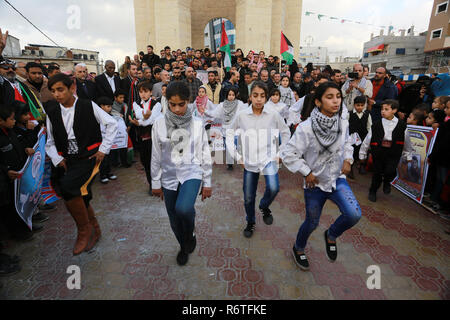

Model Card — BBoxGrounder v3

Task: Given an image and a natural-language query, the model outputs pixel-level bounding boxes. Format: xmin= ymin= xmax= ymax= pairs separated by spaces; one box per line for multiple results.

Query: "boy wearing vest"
xmin=44 ymin=73 xmax=118 ymax=255
xmin=348 ymin=95 xmax=372 ymax=177
xmin=97 ymin=96 xmax=118 ymax=184
xmin=359 ymin=99 xmax=412 ymax=202
xmin=128 ymin=81 xmax=162 ymax=194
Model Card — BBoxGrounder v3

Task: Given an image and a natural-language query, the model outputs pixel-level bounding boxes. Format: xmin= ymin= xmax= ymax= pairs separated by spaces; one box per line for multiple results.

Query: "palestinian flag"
xmin=220 ymin=21 xmax=232 ymax=72
xmin=280 ymin=31 xmax=294 ymax=65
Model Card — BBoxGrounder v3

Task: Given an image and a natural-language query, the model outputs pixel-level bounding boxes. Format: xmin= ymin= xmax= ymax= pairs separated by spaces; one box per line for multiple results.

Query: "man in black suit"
xmin=95 ymin=60 xmax=120 ymax=101
xmin=142 ymin=45 xmax=160 ymax=69
xmin=74 ymin=63 xmax=96 ymax=101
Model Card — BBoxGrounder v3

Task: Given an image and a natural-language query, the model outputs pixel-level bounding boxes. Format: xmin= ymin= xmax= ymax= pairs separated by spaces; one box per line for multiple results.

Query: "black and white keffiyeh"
xmin=310 ymin=107 xmax=341 ymax=150
xmin=164 ymin=106 xmax=193 ymax=139
xmin=223 ymin=99 xmax=239 ymax=126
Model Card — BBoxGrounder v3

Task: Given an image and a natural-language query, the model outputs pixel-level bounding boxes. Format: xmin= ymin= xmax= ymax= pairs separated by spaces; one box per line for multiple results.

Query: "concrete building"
xmin=133 ymin=0 xmax=302 ymax=58
xmin=424 ymin=0 xmax=449 ymax=73
xmin=298 ymin=46 xmax=329 ymax=66
xmin=3 ymin=35 xmax=103 ymax=74
xmin=362 ymin=28 xmax=428 ymax=74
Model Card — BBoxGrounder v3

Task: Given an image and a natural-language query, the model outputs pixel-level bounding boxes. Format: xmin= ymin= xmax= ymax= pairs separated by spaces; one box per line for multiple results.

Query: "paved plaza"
xmin=0 ymin=160 xmax=449 ymax=300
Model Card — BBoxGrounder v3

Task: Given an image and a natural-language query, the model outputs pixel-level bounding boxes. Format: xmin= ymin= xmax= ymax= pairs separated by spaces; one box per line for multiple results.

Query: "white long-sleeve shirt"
xmin=226 ymin=105 xmax=291 ymax=173
xmin=265 ymin=100 xmax=289 ymax=122
xmin=280 ymin=118 xmax=354 ymax=192
xmin=191 ymin=100 xmax=217 ymax=126
xmin=133 ymin=100 xmax=163 ymax=127
xmin=45 ymin=97 xmax=118 ymax=166
xmin=151 ymin=116 xmax=212 ymax=191
xmin=204 ymin=101 xmax=248 ymax=136
xmin=287 ymin=96 xmax=305 ymax=127
xmin=359 ymin=117 xmax=413 ymax=161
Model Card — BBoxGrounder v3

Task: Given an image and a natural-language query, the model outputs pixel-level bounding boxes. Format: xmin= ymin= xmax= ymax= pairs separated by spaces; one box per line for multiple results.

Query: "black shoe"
xmin=176 ymin=250 xmax=189 ymax=266
xmin=38 ymin=203 xmax=56 ymax=212
xmin=32 ymin=223 xmax=44 ymax=233
xmin=324 ymin=230 xmax=337 ymax=262
xmin=368 ymin=192 xmax=377 ymax=203
xmin=186 ymin=233 xmax=197 ymax=254
xmin=0 ymin=253 xmax=20 ymax=264
xmin=0 ymin=261 xmax=21 ymax=277
xmin=383 ymin=183 xmax=391 ymax=195
xmin=260 ymin=207 xmax=274 ymax=225
xmin=292 ymin=246 xmax=309 ymax=271
xmin=32 ymin=212 xmax=49 ymax=223
xmin=227 ymin=164 xmax=233 ymax=171
xmin=243 ymin=222 xmax=255 ymax=238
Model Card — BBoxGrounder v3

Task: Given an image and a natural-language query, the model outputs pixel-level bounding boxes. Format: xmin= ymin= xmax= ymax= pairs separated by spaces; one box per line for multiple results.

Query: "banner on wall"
xmin=14 ymin=128 xmax=46 ymax=229
xmin=391 ymin=126 xmax=438 ymax=204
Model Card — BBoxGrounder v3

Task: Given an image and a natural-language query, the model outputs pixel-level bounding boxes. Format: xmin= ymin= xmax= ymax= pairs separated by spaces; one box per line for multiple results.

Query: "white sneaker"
xmin=108 ymin=175 xmax=117 ymax=181
xmin=101 ymin=177 xmax=109 ymax=184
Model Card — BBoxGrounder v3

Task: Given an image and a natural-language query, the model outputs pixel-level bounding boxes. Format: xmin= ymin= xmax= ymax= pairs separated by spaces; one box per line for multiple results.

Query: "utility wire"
xmin=3 ymin=0 xmax=66 ymax=51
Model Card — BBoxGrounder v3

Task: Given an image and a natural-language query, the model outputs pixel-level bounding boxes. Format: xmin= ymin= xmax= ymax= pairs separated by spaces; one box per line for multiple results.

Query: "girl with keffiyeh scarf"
xmin=280 ymin=82 xmax=361 ymax=271
xmin=192 ymin=86 xmax=216 ymax=144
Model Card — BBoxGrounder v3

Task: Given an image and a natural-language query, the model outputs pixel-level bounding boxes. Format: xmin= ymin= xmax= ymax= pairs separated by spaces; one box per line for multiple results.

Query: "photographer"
xmin=342 ymin=64 xmax=373 ymax=112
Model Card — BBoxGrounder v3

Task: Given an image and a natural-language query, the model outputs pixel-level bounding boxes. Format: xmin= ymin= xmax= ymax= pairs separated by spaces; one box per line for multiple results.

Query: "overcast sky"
xmin=0 ymin=0 xmax=433 ymax=67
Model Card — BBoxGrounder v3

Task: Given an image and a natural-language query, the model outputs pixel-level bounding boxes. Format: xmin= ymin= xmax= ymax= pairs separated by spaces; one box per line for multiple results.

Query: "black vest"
xmin=136 ymin=99 xmax=158 ymax=138
xmin=370 ymin=119 xmax=406 ymax=161
xmin=45 ymin=99 xmax=102 ymax=158
xmin=349 ymin=110 xmax=370 ymax=140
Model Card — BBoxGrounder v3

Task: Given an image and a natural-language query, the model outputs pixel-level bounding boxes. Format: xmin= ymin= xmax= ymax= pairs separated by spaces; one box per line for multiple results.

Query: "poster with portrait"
xmin=14 ymin=128 xmax=46 ymax=230
xmin=391 ymin=126 xmax=438 ymax=204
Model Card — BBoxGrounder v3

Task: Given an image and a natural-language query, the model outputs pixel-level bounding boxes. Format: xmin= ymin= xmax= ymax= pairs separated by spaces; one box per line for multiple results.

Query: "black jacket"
xmin=95 ymin=73 xmax=121 ymax=101
xmin=142 ymin=53 xmax=161 ymax=68
xmin=13 ymin=125 xmax=40 ymax=149
xmin=238 ymin=82 xmax=250 ymax=104
xmin=76 ymin=79 xmax=97 ymax=101
xmin=0 ymin=127 xmax=27 ymax=206
xmin=371 ymin=78 xmax=397 ymax=108
xmin=429 ymin=120 xmax=450 ymax=168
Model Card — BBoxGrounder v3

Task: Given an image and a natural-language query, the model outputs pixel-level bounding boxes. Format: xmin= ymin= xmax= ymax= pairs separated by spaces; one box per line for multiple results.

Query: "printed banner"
xmin=40 ymin=156 xmax=61 ymax=205
xmin=14 ymin=128 xmax=46 ymax=229
xmin=391 ymin=126 xmax=438 ymax=204
xmin=209 ymin=122 xmax=224 ymax=152
xmin=103 ymin=116 xmax=128 ymax=150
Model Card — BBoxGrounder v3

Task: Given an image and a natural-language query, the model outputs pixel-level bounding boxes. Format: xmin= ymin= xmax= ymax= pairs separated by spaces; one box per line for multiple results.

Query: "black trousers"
xmin=140 ymin=139 xmax=152 ymax=188
xmin=370 ymin=151 xmax=399 ymax=193
xmin=110 ymin=148 xmax=129 ymax=167
xmin=100 ymin=154 xmax=111 ymax=178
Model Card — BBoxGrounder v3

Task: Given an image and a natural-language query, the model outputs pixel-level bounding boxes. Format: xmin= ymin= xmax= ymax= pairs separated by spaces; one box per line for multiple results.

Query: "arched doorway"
xmin=203 ymin=18 xmax=236 ymax=53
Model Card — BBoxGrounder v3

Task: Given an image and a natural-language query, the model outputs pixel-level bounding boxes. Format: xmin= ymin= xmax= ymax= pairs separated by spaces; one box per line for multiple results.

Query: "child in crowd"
xmin=12 ymin=101 xmax=40 ymax=153
xmin=280 ymin=82 xmax=361 ymax=271
xmin=348 ymin=95 xmax=372 ymax=177
xmin=97 ymin=97 xmax=119 ymax=184
xmin=432 ymin=96 xmax=450 ymax=112
xmin=205 ymin=87 xmax=247 ymax=170
xmin=266 ymin=88 xmax=289 ymax=122
xmin=407 ymin=108 xmax=427 ymax=126
xmin=151 ymin=81 xmax=212 ymax=266
xmin=193 ymin=86 xmax=216 ymax=144
xmin=128 ymin=81 xmax=162 ymax=195
xmin=359 ymin=99 xmax=413 ymax=202
xmin=156 ymin=84 xmax=168 ymax=115
xmin=45 ymin=73 xmax=118 ymax=255
xmin=279 ymin=76 xmax=296 ymax=108
xmin=425 ymin=109 xmax=446 ymax=130
xmin=110 ymin=90 xmax=131 ymax=168
xmin=226 ymin=81 xmax=290 ymax=238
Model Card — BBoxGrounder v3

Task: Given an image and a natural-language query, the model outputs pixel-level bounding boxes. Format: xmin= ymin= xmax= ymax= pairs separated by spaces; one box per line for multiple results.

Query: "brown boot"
xmin=66 ymin=200 xmax=93 ymax=255
xmin=85 ymin=206 xmax=101 ymax=252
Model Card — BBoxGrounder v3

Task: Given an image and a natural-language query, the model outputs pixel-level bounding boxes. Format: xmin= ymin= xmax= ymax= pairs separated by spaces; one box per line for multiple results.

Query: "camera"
xmin=348 ymin=72 xmax=359 ymax=79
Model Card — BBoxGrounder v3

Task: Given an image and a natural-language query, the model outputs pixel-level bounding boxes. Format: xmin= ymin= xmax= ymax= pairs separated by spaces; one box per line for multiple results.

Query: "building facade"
xmin=298 ymin=46 xmax=329 ymax=66
xmin=362 ymin=28 xmax=428 ymax=74
xmin=134 ymin=0 xmax=303 ymax=58
xmin=424 ymin=0 xmax=449 ymax=73
xmin=204 ymin=18 xmax=236 ymax=52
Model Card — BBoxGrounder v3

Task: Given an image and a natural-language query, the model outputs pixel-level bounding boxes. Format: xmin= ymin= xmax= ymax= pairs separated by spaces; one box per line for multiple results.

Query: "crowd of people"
xmin=0 ymin=26 xmax=449 ymax=274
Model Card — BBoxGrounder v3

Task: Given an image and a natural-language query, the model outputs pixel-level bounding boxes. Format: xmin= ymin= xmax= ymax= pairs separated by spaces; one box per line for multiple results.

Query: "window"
xmin=396 ymin=48 xmax=406 ymax=55
xmin=431 ymin=28 xmax=443 ymax=40
xmin=436 ymin=1 xmax=448 ymax=14
xmin=364 ymin=53 xmax=369 ymax=58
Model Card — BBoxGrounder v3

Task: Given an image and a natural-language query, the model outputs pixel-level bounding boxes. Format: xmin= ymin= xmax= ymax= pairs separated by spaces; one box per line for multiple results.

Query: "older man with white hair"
xmin=74 ymin=63 xmax=97 ymax=101
xmin=152 ymin=70 xmax=170 ymax=100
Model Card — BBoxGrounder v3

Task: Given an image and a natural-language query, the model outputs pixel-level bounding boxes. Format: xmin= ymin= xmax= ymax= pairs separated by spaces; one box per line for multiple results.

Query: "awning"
xmin=367 ymin=44 xmax=385 ymax=53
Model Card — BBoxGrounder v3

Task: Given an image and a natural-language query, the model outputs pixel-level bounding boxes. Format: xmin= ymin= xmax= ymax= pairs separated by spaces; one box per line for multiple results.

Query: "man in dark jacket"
xmin=95 ymin=60 xmax=121 ymax=101
xmin=368 ymin=67 xmax=397 ymax=122
xmin=142 ymin=45 xmax=161 ymax=69
xmin=74 ymin=64 xmax=96 ymax=101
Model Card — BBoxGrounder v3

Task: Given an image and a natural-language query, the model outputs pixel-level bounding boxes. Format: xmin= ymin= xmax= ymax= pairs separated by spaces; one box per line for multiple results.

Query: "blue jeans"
xmin=295 ymin=178 xmax=361 ymax=251
xmin=162 ymin=179 xmax=202 ymax=249
xmin=243 ymin=161 xmax=280 ymax=224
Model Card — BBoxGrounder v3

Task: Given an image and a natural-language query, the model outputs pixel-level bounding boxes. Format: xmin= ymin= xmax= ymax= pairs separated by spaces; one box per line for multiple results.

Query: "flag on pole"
xmin=220 ymin=21 xmax=232 ymax=72
xmin=280 ymin=31 xmax=294 ymax=66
